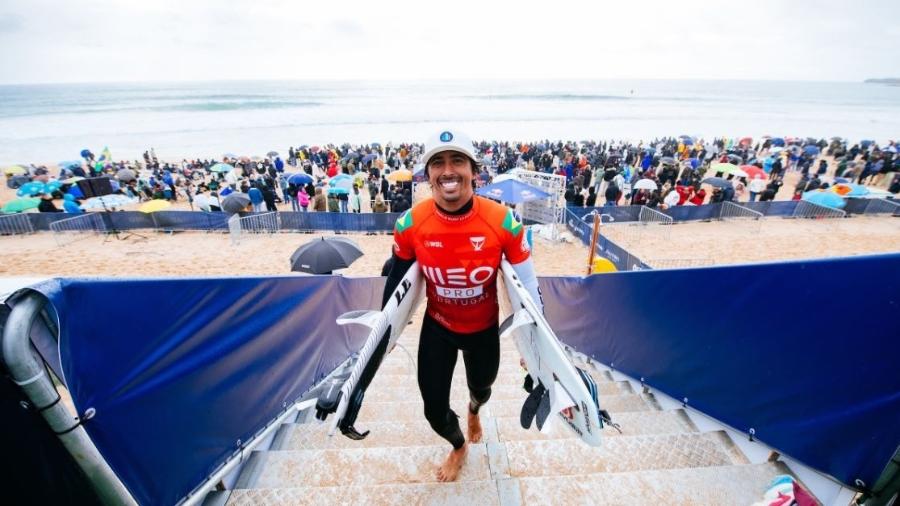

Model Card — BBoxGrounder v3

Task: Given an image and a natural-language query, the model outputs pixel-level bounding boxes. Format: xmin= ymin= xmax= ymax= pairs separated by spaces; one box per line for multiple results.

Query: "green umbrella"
xmin=710 ymin=162 xmax=739 ymax=175
xmin=2 ymin=197 xmax=41 ymax=213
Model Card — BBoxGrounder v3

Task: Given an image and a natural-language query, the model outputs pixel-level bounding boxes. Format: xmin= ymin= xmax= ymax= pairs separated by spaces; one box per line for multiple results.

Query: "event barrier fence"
xmin=6 ymin=254 xmax=896 ymax=502
xmin=719 ymin=201 xmax=764 ymax=234
xmin=792 ymin=200 xmax=847 ymax=220
xmin=4 ymin=197 xmax=895 ymax=236
xmin=7 ymin=276 xmax=383 ymax=505
xmin=229 ymin=212 xmax=279 ymax=246
xmin=0 ymin=213 xmax=34 ymax=236
xmin=50 ymin=213 xmax=105 ymax=246
xmin=864 ymin=198 xmax=900 ymax=216
xmin=540 ymin=253 xmax=900 ymax=493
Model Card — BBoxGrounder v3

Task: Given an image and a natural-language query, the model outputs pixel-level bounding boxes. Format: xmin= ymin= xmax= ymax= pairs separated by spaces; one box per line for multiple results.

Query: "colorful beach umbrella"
xmin=386 ymin=168 xmax=413 ymax=182
xmin=741 ymin=166 xmax=767 ymax=180
xmin=3 ymin=165 xmax=27 ymax=176
xmin=739 ymin=137 xmax=753 ymax=146
xmin=710 ymin=163 xmax=739 ymax=176
xmin=803 ymin=145 xmax=821 ymax=156
xmin=633 ymin=178 xmax=658 ymax=191
xmin=2 ymin=197 xmax=41 ymax=213
xmin=701 ymin=177 xmax=732 ymax=189
xmin=139 ymin=200 xmax=172 ymax=213
xmin=830 ymin=183 xmax=869 ymax=197
xmin=476 ymin=179 xmax=551 ymax=204
xmin=209 ymin=163 xmax=234 ymax=173
xmin=16 ymin=181 xmax=47 ymax=197
xmin=81 ymin=195 xmax=138 ymax=210
xmin=802 ymin=191 xmax=845 ymax=209
xmin=771 ymin=138 xmax=786 ymax=147
xmin=287 ymin=173 xmax=313 ymax=185
xmin=58 ymin=160 xmax=83 ymax=169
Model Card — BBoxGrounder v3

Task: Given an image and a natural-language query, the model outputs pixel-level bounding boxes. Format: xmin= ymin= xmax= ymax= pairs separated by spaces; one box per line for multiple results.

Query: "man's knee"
xmin=423 ymin=406 xmax=457 ymax=433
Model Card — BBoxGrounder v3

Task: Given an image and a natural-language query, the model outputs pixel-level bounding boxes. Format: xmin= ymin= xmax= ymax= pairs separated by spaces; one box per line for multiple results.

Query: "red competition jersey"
xmin=393 ymin=197 xmax=531 ymax=334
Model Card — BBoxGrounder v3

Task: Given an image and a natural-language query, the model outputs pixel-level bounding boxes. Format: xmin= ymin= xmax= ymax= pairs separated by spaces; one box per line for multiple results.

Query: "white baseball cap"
xmin=421 ymin=129 xmax=478 ymax=165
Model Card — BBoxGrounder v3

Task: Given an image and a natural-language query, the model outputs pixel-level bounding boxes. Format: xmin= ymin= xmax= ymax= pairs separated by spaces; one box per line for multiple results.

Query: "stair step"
xmin=377 ymin=360 xmax=525 ymax=376
xmin=517 ymin=462 xmax=792 ymax=505
xmin=368 ymin=369 xmax=614 ymax=389
xmin=357 ymin=393 xmax=654 ymax=423
xmin=505 ymin=431 xmax=749 ymax=477
xmin=251 ymin=444 xmax=491 ymax=488
xmin=280 ymin=419 xmax=486 ymax=450
xmin=227 ymin=480 xmax=500 ymax=506
xmin=495 ymin=409 xmax=698 ymax=441
xmin=365 ymin=379 xmax=630 ymax=402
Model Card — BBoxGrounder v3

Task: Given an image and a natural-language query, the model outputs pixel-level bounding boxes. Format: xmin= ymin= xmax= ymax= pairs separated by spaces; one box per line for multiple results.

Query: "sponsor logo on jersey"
xmin=422 ymin=264 xmax=496 ymax=300
xmin=424 ymin=240 xmax=444 ymax=248
xmin=470 ymin=236 xmax=486 ymax=251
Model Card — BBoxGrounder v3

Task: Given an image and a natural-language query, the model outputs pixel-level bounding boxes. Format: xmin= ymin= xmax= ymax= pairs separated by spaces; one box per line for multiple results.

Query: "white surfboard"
xmin=499 ymin=260 xmax=604 ymax=446
xmin=326 ymin=261 xmax=425 ymax=436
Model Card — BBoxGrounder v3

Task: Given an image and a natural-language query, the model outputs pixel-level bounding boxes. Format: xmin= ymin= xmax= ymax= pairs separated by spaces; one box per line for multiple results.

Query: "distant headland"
xmin=864 ymin=78 xmax=900 ymax=86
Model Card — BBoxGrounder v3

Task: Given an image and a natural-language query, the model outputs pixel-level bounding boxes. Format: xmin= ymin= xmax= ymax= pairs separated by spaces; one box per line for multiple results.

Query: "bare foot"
xmin=467 ymin=410 xmax=483 ymax=443
xmin=436 ymin=444 xmax=467 ymax=482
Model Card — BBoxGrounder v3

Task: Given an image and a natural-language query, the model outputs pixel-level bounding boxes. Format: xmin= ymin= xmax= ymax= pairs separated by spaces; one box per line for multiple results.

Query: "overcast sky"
xmin=1 ymin=0 xmax=898 ymax=85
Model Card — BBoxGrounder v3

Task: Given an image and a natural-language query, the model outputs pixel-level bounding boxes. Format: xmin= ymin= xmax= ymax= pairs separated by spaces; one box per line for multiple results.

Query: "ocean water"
xmin=1 ymin=79 xmax=899 ymax=165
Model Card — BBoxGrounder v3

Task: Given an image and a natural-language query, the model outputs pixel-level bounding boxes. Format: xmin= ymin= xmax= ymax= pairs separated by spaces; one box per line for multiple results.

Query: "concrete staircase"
xmin=221 ymin=306 xmax=798 ymax=505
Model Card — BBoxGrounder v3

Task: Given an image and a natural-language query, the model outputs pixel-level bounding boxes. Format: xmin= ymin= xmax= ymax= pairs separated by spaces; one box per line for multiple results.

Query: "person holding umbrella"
xmin=321 ymin=129 xmax=544 ymax=483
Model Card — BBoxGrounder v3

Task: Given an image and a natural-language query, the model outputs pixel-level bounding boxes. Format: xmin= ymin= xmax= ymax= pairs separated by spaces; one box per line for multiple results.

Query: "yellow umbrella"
xmin=387 ymin=168 xmax=412 ymax=182
xmin=4 ymin=165 xmax=27 ymax=176
xmin=139 ymin=200 xmax=172 ymax=213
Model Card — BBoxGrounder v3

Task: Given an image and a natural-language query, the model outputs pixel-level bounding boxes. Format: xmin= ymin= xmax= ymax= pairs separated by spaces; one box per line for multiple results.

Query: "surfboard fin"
xmin=336 ymin=309 xmax=382 ymax=328
xmin=520 ymin=382 xmax=546 ymax=429
xmin=499 ymin=309 xmax=535 ymax=339
xmin=535 ymin=388 xmax=552 ymax=431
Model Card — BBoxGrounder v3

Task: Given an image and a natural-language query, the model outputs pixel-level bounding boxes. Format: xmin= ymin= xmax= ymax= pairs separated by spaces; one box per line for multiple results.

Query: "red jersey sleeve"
xmin=500 ymin=208 xmax=531 ymax=264
xmin=392 ymin=209 xmax=416 ymax=260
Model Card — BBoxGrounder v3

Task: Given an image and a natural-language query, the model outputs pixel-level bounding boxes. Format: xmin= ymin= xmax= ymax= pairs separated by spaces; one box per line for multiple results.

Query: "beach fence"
xmin=50 ymin=213 xmax=106 ymax=246
xmin=643 ymin=258 xmax=716 ymax=270
xmin=719 ymin=201 xmax=763 ymax=234
xmin=0 ymin=213 xmax=35 ymax=236
xmin=228 ymin=212 xmax=279 ymax=245
xmin=792 ymin=200 xmax=847 ymax=221
xmin=863 ymin=198 xmax=900 ymax=216
xmin=617 ymin=206 xmax=674 ymax=243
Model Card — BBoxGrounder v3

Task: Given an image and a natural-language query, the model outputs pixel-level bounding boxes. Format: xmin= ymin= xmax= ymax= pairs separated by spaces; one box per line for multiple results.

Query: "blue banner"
xmin=540 ymin=253 xmax=900 ymax=489
xmin=31 ymin=275 xmax=383 ymax=505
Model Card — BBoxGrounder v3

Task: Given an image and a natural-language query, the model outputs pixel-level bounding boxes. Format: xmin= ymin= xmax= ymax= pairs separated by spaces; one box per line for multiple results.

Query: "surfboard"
xmin=324 ymin=261 xmax=425 ymax=436
xmin=499 ymin=260 xmax=605 ymax=446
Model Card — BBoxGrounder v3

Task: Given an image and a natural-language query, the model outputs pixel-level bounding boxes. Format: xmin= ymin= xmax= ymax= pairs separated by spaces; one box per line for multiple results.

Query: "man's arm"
xmin=382 ymin=253 xmax=416 ymax=308
xmin=509 ymin=256 xmax=544 ymax=314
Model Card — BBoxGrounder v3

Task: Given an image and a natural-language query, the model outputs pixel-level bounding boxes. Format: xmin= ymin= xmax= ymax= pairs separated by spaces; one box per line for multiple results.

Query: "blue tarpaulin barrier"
xmin=540 ymin=253 xmax=900 ymax=489
xmin=24 ymin=275 xmax=383 ymax=505
xmin=564 ymin=209 xmax=649 ymax=271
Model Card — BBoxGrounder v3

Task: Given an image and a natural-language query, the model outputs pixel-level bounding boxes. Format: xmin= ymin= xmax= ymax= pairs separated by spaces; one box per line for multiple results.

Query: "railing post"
xmin=1 ymin=292 xmax=137 ymax=505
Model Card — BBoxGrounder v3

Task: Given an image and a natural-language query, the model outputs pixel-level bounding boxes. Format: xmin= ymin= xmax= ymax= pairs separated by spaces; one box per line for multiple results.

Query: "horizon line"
xmin=0 ymin=76 xmax=873 ymax=87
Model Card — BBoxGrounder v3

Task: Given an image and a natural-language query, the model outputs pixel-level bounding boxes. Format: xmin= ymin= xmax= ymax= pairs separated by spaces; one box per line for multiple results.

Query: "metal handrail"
xmin=1 ymin=292 xmax=136 ymax=505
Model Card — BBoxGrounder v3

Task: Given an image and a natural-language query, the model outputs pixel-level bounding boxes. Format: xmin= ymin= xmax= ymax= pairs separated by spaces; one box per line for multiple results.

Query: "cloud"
xmin=0 ymin=13 xmax=23 ymax=33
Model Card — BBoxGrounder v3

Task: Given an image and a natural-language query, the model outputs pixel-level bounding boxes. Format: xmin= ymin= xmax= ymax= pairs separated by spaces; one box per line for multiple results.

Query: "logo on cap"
xmin=440 ymin=131 xmax=454 ymax=143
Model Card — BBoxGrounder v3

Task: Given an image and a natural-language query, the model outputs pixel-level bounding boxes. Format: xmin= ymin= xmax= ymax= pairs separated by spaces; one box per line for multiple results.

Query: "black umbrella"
xmin=221 ymin=192 xmax=251 ymax=214
xmin=290 ymin=237 xmax=364 ymax=274
xmin=117 ymin=168 xmax=136 ymax=182
xmin=7 ymin=175 xmax=30 ymax=189
xmin=701 ymin=177 xmax=732 ymax=189
xmin=659 ymin=156 xmax=676 ymax=166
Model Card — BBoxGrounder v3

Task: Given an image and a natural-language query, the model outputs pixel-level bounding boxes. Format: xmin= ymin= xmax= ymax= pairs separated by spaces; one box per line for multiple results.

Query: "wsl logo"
xmin=440 ymin=131 xmax=454 ymax=142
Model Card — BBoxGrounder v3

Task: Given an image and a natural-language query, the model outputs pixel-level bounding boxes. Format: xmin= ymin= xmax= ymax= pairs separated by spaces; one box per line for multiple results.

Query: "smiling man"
xmin=335 ymin=129 xmax=544 ymax=482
